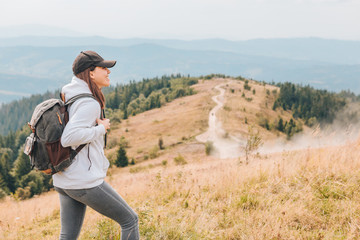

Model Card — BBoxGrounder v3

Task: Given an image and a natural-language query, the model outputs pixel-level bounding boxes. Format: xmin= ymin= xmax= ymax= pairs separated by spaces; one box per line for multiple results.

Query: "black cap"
xmin=72 ymin=50 xmax=116 ymax=75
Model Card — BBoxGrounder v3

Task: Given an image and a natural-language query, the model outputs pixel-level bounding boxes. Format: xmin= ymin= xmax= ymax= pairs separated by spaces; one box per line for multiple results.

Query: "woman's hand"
xmin=96 ymin=118 xmax=110 ymax=131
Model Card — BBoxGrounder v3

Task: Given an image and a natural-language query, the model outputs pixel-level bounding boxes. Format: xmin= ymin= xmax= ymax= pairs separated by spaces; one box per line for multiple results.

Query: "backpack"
xmin=24 ymin=93 xmax=95 ymax=175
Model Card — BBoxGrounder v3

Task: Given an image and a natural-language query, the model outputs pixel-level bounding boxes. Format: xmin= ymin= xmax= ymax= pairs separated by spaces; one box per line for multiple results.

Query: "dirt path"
xmin=196 ymin=81 xmax=245 ymax=159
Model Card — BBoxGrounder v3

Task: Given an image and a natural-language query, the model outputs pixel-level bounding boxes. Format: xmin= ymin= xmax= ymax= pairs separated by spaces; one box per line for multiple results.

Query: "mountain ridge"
xmin=1 ymin=36 xmax=359 ymax=64
xmin=1 ymin=37 xmax=359 ymax=104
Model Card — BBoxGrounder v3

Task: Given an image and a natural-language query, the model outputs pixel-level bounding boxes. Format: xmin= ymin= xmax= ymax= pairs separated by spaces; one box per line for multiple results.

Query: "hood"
xmin=62 ymin=76 xmax=92 ymax=102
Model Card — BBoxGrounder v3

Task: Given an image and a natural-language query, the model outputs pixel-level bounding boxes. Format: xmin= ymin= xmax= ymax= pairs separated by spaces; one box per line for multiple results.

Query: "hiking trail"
xmin=196 ymin=81 xmax=245 ymax=159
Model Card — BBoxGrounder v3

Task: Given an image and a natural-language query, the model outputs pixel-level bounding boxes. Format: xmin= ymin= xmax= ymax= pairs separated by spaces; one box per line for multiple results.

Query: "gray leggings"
xmin=55 ymin=181 xmax=139 ymax=240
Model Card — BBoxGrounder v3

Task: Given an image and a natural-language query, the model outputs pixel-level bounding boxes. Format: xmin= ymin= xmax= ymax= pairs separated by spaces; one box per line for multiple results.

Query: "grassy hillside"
xmin=1 ymin=78 xmax=359 ymax=239
xmin=217 ymin=79 xmax=295 ymax=141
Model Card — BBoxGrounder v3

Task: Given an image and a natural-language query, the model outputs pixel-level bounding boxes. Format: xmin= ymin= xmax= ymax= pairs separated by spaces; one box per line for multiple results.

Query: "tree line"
xmin=273 ymin=82 xmax=347 ymax=126
xmin=0 ymin=91 xmax=60 ymax=135
xmin=105 ymin=74 xmax=197 ymax=121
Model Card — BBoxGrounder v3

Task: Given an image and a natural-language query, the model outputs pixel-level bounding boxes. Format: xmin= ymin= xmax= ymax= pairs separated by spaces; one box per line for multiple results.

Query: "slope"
xmin=1 ymin=78 xmax=359 ymax=239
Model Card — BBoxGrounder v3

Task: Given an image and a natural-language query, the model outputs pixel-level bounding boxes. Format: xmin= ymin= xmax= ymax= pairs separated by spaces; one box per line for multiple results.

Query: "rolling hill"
xmin=1 ymin=78 xmax=359 ymax=239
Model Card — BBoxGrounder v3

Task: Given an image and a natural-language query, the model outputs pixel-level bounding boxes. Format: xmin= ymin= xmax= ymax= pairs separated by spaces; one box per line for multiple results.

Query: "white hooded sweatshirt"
xmin=52 ymin=76 xmax=109 ymax=189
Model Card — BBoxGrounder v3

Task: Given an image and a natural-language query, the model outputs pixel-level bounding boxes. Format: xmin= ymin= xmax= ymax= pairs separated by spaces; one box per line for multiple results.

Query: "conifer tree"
xmin=113 ymin=87 xmax=120 ymax=109
xmin=121 ymin=101 xmax=128 ymax=119
xmin=0 ymin=154 xmax=15 ymax=193
xmin=158 ymin=137 xmax=164 ymax=150
xmin=0 ymin=170 xmax=7 ymax=194
xmin=115 ymin=145 xmax=128 ymax=167
xmin=277 ymin=118 xmax=284 ymax=132
xmin=12 ymin=148 xmax=31 ymax=182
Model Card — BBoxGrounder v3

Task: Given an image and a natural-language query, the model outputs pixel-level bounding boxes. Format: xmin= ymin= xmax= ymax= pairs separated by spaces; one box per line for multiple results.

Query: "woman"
xmin=53 ymin=51 xmax=139 ymax=240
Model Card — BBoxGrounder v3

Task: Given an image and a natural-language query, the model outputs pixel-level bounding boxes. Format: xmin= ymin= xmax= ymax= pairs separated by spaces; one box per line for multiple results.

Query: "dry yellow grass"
xmin=1 ymin=78 xmax=359 ymax=239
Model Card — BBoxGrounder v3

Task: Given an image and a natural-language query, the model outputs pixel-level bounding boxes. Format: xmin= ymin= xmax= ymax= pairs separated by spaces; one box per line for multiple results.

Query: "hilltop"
xmin=1 ymin=78 xmax=360 ymax=239
xmin=104 ymin=78 xmax=300 ymax=163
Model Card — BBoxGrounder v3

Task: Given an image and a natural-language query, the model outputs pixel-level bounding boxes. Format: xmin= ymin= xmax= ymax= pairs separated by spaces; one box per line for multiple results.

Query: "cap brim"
xmin=96 ymin=60 xmax=116 ymax=68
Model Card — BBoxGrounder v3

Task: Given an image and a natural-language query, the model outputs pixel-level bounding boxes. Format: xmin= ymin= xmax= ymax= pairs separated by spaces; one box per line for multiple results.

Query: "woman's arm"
xmin=61 ymin=98 xmax=105 ymax=147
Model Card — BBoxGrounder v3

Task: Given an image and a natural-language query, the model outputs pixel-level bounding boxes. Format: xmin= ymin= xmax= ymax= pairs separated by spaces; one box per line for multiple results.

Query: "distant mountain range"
xmin=0 ymin=24 xmax=88 ymax=38
xmin=0 ymin=35 xmax=359 ymax=103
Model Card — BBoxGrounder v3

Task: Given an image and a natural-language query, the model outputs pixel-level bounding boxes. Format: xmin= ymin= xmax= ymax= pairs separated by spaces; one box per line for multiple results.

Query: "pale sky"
xmin=1 ymin=0 xmax=359 ymax=40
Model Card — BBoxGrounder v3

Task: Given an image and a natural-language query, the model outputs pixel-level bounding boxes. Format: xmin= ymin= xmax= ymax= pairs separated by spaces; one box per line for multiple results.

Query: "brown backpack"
xmin=24 ymin=94 xmax=95 ymax=175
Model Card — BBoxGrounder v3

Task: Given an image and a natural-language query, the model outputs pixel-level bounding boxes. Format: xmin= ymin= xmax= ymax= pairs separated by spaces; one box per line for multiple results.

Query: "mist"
xmin=197 ymin=81 xmax=360 ymax=159
xmin=260 ymin=102 xmax=360 ymax=154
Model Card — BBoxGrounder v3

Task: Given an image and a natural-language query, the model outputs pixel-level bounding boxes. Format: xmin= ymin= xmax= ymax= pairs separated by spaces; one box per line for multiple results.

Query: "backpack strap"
xmin=102 ymin=109 xmax=107 ymax=148
xmin=65 ymin=93 xmax=96 ymax=106
xmin=75 ymin=144 xmax=87 ymax=153
xmin=63 ymin=93 xmax=96 ymax=158
xmin=64 ymin=93 xmax=107 ymax=149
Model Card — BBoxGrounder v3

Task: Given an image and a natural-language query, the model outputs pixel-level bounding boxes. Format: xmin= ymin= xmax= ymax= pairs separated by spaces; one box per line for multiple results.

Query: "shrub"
xmin=106 ymin=152 xmax=116 ymax=167
xmin=258 ymin=115 xmax=270 ymax=130
xmin=244 ymin=126 xmax=263 ymax=164
xmin=0 ymin=188 xmax=7 ymax=201
xmin=205 ymin=141 xmax=214 ymax=155
xmin=244 ymin=80 xmax=251 ymax=91
xmin=107 ymin=138 xmax=118 ymax=149
xmin=19 ymin=171 xmax=46 ymax=197
xmin=14 ymin=186 xmax=31 ymax=200
xmin=284 ymin=119 xmax=303 ymax=139
xmin=236 ymin=76 xmax=245 ymax=81
xmin=149 ymin=146 xmax=159 ymax=159
xmin=305 ymin=117 xmax=317 ymax=127
xmin=223 ymin=105 xmax=232 ymax=111
xmin=129 ymin=165 xmax=147 ymax=174
xmin=119 ymin=136 xmax=129 ymax=148
xmin=174 ymin=154 xmax=187 ymax=165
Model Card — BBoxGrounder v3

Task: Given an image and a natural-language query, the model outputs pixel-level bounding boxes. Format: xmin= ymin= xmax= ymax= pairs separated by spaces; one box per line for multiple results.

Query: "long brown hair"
xmin=76 ymin=66 xmax=106 ymax=109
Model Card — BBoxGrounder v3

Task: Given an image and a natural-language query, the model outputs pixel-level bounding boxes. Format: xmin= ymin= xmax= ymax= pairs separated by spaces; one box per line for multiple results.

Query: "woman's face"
xmin=89 ymin=66 xmax=111 ymax=88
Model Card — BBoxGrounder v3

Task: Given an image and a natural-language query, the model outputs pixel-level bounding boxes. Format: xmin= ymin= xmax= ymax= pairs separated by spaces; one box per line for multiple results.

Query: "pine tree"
xmin=155 ymin=94 xmax=161 ymax=108
xmin=121 ymin=101 xmax=128 ymax=120
xmin=12 ymin=148 xmax=31 ymax=182
xmin=158 ymin=137 xmax=164 ymax=150
xmin=0 ymin=153 xmax=15 ymax=193
xmin=19 ymin=171 xmax=44 ymax=197
xmin=0 ymin=170 xmax=7 ymax=193
xmin=115 ymin=145 xmax=128 ymax=167
xmin=277 ymin=118 xmax=284 ymax=132
xmin=113 ymin=88 xmax=120 ymax=109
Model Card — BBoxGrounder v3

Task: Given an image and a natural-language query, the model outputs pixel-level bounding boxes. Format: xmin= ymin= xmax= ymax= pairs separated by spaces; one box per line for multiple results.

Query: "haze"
xmin=1 ymin=0 xmax=359 ymax=40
